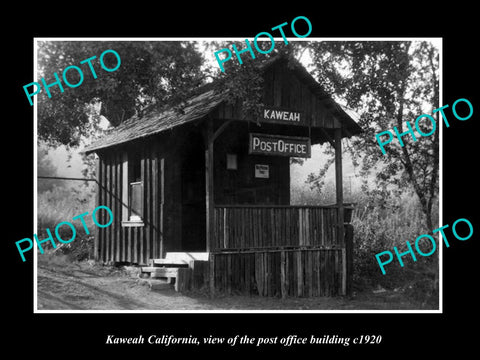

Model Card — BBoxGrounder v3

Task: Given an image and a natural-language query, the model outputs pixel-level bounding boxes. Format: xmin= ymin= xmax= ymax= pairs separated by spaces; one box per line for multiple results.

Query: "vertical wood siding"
xmin=95 ymin=142 xmax=163 ymax=265
xmin=211 ymin=248 xmax=344 ymax=297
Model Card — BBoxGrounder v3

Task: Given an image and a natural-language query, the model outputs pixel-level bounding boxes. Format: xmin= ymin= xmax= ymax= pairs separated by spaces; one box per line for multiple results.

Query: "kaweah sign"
xmin=262 ymin=107 xmax=306 ymax=126
xmin=249 ymin=133 xmax=311 ymax=158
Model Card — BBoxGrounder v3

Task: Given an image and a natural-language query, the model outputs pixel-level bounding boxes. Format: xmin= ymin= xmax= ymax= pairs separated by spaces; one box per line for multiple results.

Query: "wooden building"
xmin=85 ymin=55 xmax=362 ymax=297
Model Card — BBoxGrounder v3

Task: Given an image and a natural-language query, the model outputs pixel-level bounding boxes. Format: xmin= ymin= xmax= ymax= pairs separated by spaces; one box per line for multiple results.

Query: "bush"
xmin=351 ymin=191 xmax=439 ymax=307
xmin=52 ymin=234 xmax=95 ymax=261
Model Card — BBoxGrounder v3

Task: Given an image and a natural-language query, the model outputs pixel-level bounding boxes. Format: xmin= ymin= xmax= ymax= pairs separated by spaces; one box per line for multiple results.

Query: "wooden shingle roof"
xmin=85 ymin=88 xmax=225 ymax=153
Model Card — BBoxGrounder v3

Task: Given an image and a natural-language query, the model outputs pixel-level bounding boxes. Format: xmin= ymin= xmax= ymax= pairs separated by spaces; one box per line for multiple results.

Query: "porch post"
xmin=334 ymin=128 xmax=346 ymax=295
xmin=205 ymin=117 xmax=215 ymax=296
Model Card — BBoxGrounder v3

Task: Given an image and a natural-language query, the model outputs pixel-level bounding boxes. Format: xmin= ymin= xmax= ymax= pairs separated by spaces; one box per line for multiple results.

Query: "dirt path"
xmin=37 ymin=256 xmax=217 ymax=310
xmin=36 ymin=255 xmax=435 ymax=311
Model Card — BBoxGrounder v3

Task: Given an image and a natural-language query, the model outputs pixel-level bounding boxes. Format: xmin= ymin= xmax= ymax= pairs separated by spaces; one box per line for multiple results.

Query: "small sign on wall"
xmin=255 ymin=164 xmax=269 ymax=178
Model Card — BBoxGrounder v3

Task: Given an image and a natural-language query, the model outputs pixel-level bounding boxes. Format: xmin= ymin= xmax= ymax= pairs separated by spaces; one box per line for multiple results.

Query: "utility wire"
xmin=37 ymin=176 xmax=96 ymax=182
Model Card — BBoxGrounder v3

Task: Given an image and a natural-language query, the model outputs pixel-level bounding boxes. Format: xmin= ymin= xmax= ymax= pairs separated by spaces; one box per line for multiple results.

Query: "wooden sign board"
xmin=261 ymin=107 xmax=306 ymax=126
xmin=249 ymin=133 xmax=311 ymax=158
xmin=255 ymin=164 xmax=269 ymax=178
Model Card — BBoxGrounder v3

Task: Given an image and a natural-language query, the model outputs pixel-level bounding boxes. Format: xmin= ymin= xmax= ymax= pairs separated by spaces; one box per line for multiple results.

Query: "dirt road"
xmin=36 ymin=255 xmax=435 ymax=311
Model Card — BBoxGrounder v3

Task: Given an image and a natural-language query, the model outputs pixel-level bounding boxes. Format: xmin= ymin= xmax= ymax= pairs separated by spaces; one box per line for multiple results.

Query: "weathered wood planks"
xmin=213 ymin=206 xmax=341 ymax=251
xmin=211 ymin=247 xmax=346 ymax=297
xmin=96 ymin=141 xmax=165 ymax=265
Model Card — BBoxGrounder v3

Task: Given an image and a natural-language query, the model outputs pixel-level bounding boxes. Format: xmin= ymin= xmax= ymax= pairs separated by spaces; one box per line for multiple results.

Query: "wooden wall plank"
xmin=94 ymin=156 xmax=101 ymax=261
xmin=245 ymin=254 xmax=250 ymax=294
xmin=114 ymin=153 xmax=121 ymax=262
xmin=297 ymin=250 xmax=303 ymax=297
xmin=104 ymin=155 xmax=110 ymax=263
xmin=226 ymin=254 xmax=232 ymax=295
xmin=151 ymin=144 xmax=158 ymax=260
xmin=320 ymin=250 xmax=326 ymax=296
xmin=144 ymin=146 xmax=151 ymax=265
xmin=100 ymin=156 xmax=107 ymax=262
xmin=121 ymin=152 xmax=128 ymax=222
xmin=121 ymin=227 xmax=126 ymax=262
xmin=110 ymin=154 xmax=117 ymax=262
xmin=273 ymin=63 xmax=282 ymax=107
xmin=263 ymin=66 xmax=273 ymax=106
xmin=306 ymin=250 xmax=312 ymax=297
xmin=280 ymin=251 xmax=286 ymax=298
xmin=110 ymin=155 xmax=115 ymax=262
xmin=127 ymin=226 xmax=132 ymax=263
xmin=266 ymin=252 xmax=271 ymax=297
xmin=159 ymin=157 xmax=165 ymax=258
xmin=205 ymin=118 xmax=214 ymax=254
xmin=134 ymin=226 xmax=139 ymax=264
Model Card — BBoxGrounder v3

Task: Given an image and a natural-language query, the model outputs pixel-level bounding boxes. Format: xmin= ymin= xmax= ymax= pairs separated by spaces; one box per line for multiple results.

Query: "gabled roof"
xmin=85 ymin=55 xmax=362 ymax=153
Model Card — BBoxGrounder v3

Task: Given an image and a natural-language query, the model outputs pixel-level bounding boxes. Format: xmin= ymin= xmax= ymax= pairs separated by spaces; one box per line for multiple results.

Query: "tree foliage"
xmin=306 ymin=41 xmax=440 ymax=229
xmin=37 ymin=41 xmax=205 ymax=147
xmin=206 ymin=40 xmax=300 ymax=122
xmin=37 ymin=40 xmax=309 ymax=148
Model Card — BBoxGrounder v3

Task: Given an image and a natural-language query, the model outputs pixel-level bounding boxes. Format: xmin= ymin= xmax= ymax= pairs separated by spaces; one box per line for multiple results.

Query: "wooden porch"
xmin=140 ymin=205 xmax=354 ymax=297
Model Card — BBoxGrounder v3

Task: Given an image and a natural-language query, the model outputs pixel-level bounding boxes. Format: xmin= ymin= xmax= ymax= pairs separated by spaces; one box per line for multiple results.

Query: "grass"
xmin=38 ymin=185 xmax=96 ymax=229
xmin=37 ymin=184 xmax=96 ymax=260
xmin=350 ymin=192 xmax=439 ymax=308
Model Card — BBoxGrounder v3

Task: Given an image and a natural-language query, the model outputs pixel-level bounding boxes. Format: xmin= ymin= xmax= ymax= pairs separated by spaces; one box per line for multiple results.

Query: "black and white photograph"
xmin=33 ymin=38 xmax=441 ymax=311
xmin=6 ymin=8 xmax=478 ymax=356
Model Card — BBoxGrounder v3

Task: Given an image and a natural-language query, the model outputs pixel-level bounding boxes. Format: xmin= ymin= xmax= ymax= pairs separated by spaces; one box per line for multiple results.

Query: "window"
xmin=226 ymin=153 xmax=237 ymax=170
xmin=122 ymin=151 xmax=144 ymax=226
xmin=129 ymin=151 xmax=143 ymax=221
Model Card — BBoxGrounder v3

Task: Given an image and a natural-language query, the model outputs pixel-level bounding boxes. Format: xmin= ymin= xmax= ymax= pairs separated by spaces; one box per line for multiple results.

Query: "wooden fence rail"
xmin=213 ymin=205 xmax=340 ymax=250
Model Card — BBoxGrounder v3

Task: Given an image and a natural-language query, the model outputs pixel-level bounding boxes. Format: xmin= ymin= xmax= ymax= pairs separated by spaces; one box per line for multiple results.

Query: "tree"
xmin=37 ymin=41 xmax=205 ymax=147
xmin=306 ymin=41 xmax=440 ymax=229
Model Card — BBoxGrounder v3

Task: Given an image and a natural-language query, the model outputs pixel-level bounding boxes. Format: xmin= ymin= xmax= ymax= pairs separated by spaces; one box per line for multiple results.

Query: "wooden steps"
xmin=150 ymin=259 xmax=189 ymax=267
xmin=152 ymin=252 xmax=209 ymax=263
xmin=140 ymin=252 xmax=209 ymax=292
xmin=141 ymin=267 xmax=180 ymax=278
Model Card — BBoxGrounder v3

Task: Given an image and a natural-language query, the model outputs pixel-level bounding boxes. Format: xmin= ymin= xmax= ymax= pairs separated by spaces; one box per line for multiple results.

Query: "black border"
xmin=7 ymin=6 xmax=479 ymax=356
